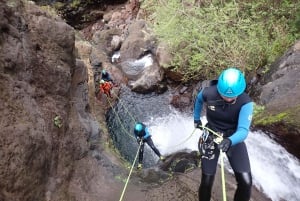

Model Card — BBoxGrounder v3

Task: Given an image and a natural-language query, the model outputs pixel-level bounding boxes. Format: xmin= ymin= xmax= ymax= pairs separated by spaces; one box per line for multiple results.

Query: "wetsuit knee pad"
xmin=199 ymin=174 xmax=215 ymax=201
xmin=235 ymin=172 xmax=252 ymax=187
xmin=234 ymin=172 xmax=252 ymax=201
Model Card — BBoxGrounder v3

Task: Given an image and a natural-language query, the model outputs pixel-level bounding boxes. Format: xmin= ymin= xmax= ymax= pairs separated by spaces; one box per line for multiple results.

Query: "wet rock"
xmin=254 ymin=40 xmax=300 ymax=159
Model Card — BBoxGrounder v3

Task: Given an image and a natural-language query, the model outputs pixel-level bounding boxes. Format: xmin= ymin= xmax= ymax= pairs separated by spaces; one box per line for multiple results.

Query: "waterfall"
xmin=246 ymin=130 xmax=300 ymax=201
xmin=107 ymin=85 xmax=300 ymax=201
xmin=148 ymin=108 xmax=300 ymax=201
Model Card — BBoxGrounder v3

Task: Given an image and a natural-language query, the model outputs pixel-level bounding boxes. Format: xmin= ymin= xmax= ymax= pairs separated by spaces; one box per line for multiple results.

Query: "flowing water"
xmin=106 ymin=86 xmax=300 ymax=201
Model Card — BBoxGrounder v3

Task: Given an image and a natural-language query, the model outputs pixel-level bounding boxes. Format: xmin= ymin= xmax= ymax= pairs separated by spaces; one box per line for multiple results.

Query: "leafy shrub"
xmin=141 ymin=0 xmax=300 ymax=82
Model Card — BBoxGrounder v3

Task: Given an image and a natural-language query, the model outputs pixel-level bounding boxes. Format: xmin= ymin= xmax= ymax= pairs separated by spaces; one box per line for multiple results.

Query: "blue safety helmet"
xmin=102 ymin=69 xmax=106 ymax=74
xmin=217 ymin=67 xmax=246 ymax=98
xmin=134 ymin=123 xmax=143 ymax=132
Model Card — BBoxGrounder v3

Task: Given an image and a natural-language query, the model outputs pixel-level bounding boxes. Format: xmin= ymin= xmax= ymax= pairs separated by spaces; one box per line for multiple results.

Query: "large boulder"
xmin=254 ymin=40 xmax=300 ymax=159
xmin=119 ymin=20 xmax=165 ymax=93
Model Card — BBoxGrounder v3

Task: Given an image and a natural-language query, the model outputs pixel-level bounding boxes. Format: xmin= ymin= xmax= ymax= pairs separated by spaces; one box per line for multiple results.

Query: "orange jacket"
xmin=99 ymin=82 xmax=112 ymax=94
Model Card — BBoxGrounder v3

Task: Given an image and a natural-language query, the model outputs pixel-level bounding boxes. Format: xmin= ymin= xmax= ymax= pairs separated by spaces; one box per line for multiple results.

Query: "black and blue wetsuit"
xmin=194 ymin=83 xmax=253 ymax=201
xmin=134 ymin=123 xmax=161 ymax=164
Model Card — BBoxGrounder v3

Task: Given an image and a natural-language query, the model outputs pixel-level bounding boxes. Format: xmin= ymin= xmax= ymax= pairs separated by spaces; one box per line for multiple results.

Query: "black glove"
xmin=217 ymin=138 xmax=232 ymax=152
xmin=194 ymin=120 xmax=203 ymax=130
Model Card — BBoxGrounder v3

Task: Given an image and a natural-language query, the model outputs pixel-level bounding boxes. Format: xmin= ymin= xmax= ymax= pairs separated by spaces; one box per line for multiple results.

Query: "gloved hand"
xmin=217 ymin=138 xmax=232 ymax=152
xmin=194 ymin=120 xmax=203 ymax=130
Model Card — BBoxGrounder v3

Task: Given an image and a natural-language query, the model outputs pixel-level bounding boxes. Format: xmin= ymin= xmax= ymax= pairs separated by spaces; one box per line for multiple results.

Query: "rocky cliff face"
xmin=253 ymin=41 xmax=300 ymax=159
xmin=0 ymin=1 xmax=297 ymax=201
xmin=0 ymin=1 xmax=97 ymax=200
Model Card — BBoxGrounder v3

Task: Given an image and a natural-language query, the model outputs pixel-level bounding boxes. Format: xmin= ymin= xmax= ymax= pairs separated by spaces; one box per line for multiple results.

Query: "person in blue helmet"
xmin=194 ymin=67 xmax=253 ymax=201
xmin=134 ymin=122 xmax=165 ymax=169
xmin=101 ymin=69 xmax=114 ymax=83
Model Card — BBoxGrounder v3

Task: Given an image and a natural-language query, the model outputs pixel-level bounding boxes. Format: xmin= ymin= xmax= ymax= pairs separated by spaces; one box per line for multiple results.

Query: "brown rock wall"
xmin=0 ymin=1 xmax=78 ymax=200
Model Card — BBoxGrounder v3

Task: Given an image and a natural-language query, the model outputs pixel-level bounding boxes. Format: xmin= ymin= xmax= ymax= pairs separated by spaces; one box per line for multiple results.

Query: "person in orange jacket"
xmin=99 ymin=79 xmax=113 ymax=98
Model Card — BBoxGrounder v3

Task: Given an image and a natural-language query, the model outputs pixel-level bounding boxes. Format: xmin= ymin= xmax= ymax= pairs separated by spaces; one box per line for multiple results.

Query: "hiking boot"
xmin=137 ymin=163 xmax=143 ymax=170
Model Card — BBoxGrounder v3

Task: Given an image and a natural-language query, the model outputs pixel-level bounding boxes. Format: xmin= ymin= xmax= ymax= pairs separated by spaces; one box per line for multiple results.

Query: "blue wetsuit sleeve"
xmin=229 ymin=102 xmax=254 ymax=145
xmin=194 ymin=90 xmax=204 ymax=121
xmin=144 ymin=127 xmax=151 ymax=138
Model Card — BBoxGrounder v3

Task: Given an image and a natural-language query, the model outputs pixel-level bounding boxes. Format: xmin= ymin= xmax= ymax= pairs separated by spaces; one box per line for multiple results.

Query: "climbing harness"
xmin=136 ymin=136 xmax=144 ymax=145
xmin=199 ymin=125 xmax=227 ymax=201
xmin=198 ymin=128 xmax=216 ymax=160
xmin=118 ymin=141 xmax=142 ymax=201
xmin=197 ymin=126 xmax=225 ymax=160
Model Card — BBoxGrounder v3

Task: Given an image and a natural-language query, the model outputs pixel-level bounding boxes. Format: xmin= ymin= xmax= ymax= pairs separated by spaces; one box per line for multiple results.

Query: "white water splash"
xmin=112 ymin=51 xmax=120 ymax=63
xmin=247 ymin=131 xmax=300 ymax=201
xmin=148 ymin=110 xmax=201 ymax=155
xmin=133 ymin=54 xmax=153 ymax=67
xmin=146 ymin=109 xmax=300 ymax=201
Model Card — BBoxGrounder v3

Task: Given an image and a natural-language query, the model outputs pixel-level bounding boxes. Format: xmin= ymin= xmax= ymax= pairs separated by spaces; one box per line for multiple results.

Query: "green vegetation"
xmin=254 ymin=111 xmax=288 ymax=125
xmin=53 ymin=115 xmax=63 ymax=128
xmin=253 ymin=103 xmax=265 ymax=117
xmin=141 ymin=0 xmax=300 ymax=81
xmin=70 ymin=0 xmax=81 ymax=8
xmin=53 ymin=2 xmax=65 ymax=10
xmin=40 ymin=4 xmax=60 ymax=17
xmin=253 ymin=105 xmax=300 ymax=127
